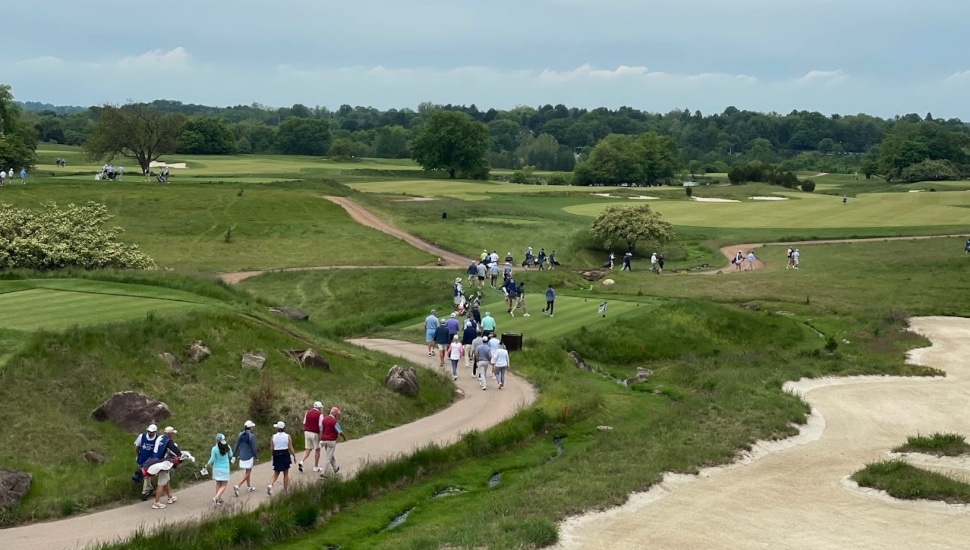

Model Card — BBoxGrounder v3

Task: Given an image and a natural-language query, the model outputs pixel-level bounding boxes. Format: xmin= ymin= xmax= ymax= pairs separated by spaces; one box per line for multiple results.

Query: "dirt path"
xmin=0 ymin=339 xmax=536 ymax=550
xmin=553 ymin=316 xmax=970 ymax=549
xmin=701 ymin=234 xmax=966 ymax=274
xmin=217 ymin=197 xmax=472 ymax=284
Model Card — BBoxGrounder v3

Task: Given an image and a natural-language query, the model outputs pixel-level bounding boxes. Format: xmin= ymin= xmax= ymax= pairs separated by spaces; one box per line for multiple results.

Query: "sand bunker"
xmin=394 ymin=197 xmax=437 ymax=202
xmin=629 ymin=195 xmax=660 ymax=200
xmin=149 ymin=161 xmax=187 ymax=169
xmin=592 ymin=193 xmax=613 ymax=198
xmin=908 ymin=190 xmax=922 ymax=193
xmin=749 ymin=196 xmax=788 ymax=201
xmin=692 ymin=197 xmax=741 ymax=203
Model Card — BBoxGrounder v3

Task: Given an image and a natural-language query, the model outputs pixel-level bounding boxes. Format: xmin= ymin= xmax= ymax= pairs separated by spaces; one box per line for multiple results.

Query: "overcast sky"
xmin=6 ymin=0 xmax=970 ymax=118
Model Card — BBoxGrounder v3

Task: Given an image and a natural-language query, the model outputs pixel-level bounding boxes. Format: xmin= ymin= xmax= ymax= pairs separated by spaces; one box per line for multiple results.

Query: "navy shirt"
xmin=434 ymin=325 xmax=451 ymax=345
xmin=462 ymin=324 xmax=478 ymax=345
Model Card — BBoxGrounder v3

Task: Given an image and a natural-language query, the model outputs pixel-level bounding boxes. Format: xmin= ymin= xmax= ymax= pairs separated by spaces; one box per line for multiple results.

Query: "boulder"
xmin=91 ymin=391 xmax=171 ymax=433
xmin=602 ymin=279 xmax=615 ymax=286
xmin=241 ymin=352 xmax=266 ymax=370
xmin=84 ymin=451 xmax=107 ymax=464
xmin=596 ymin=425 xmax=614 ymax=432
xmin=738 ymin=303 xmax=760 ymax=311
xmin=186 ymin=340 xmax=211 ymax=363
xmin=157 ymin=352 xmax=182 ymax=370
xmin=579 ymin=270 xmax=607 ymax=282
xmin=281 ymin=349 xmax=330 ymax=370
xmin=624 ymin=367 xmax=654 ymax=386
xmin=568 ymin=351 xmax=591 ymax=371
xmin=269 ymin=307 xmax=310 ymax=321
xmin=0 ymin=469 xmax=31 ymax=509
xmin=384 ymin=365 xmax=419 ymax=397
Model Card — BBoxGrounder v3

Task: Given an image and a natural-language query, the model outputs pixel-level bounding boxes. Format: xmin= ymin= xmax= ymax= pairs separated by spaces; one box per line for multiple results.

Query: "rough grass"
xmin=894 ymin=433 xmax=970 ymax=456
xmin=851 ymin=460 xmax=970 ymax=504
xmin=0 ymin=309 xmax=453 ymax=525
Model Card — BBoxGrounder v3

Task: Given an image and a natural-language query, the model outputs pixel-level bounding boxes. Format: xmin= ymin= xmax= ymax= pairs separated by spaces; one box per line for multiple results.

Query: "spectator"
xmin=205 ymin=433 xmax=234 ymax=505
xmin=267 ymin=421 xmax=296 ymax=495
xmin=133 ymin=424 xmax=159 ymax=499
xmin=319 ymin=407 xmax=347 ymax=478
xmin=232 ymin=420 xmax=258 ymax=496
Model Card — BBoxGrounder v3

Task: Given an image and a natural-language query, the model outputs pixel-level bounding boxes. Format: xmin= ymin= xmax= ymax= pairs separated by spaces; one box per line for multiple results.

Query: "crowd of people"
xmin=132 ymin=401 xmax=348 ymax=509
xmin=0 ymin=167 xmax=27 ymax=186
xmin=425 ymin=307 xmax=512 ymax=390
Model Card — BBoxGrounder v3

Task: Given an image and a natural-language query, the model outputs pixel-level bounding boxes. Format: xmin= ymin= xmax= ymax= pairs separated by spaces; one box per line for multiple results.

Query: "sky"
xmin=6 ymin=0 xmax=970 ymax=118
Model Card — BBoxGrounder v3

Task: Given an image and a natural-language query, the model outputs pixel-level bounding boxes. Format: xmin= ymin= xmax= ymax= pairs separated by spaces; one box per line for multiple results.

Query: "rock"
xmin=625 ymin=367 xmax=654 ymax=386
xmin=0 ymin=470 xmax=31 ymax=509
xmin=435 ymin=258 xmax=446 ymax=266
xmin=602 ymin=279 xmax=615 ymax=286
xmin=83 ymin=451 xmax=107 ymax=464
xmin=226 ymin=375 xmax=238 ymax=382
xmin=596 ymin=425 xmax=614 ymax=432
xmin=186 ymin=340 xmax=211 ymax=363
xmin=157 ymin=352 xmax=182 ymax=370
xmin=91 ymin=391 xmax=171 ymax=433
xmin=578 ymin=270 xmax=607 ymax=282
xmin=568 ymin=351 xmax=591 ymax=371
xmin=384 ymin=365 xmax=419 ymax=397
xmin=241 ymin=352 xmax=266 ymax=370
xmin=281 ymin=349 xmax=330 ymax=370
xmin=739 ymin=303 xmax=761 ymax=311
xmin=269 ymin=307 xmax=309 ymax=321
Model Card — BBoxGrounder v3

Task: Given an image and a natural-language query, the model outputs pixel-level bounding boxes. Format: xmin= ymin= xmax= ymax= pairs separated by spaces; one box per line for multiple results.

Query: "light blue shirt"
xmin=425 ymin=315 xmax=439 ymax=330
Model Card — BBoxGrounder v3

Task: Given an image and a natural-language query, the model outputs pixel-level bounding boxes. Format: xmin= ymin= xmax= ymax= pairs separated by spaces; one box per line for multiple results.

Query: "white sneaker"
xmin=524 ymin=313 xmax=530 ymax=317
xmin=167 ymin=496 xmax=178 ymax=504
xmin=267 ymin=485 xmax=272 ymax=496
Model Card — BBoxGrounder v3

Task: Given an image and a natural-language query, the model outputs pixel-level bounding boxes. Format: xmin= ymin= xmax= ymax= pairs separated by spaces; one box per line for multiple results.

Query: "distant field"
xmin=347 ymin=179 xmax=625 ymax=200
xmin=565 ymin=189 xmax=970 ymax=228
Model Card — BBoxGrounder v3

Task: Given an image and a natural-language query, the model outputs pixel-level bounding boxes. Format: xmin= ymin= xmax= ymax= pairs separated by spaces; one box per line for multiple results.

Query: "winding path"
xmin=0 ymin=340 xmax=536 ymax=550
xmin=554 ymin=316 xmax=970 ymax=549
xmin=217 ymin=197 xmax=472 ymax=285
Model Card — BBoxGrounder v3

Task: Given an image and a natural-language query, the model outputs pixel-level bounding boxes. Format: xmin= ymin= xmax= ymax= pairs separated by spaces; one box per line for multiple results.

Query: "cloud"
xmin=116 ymin=47 xmax=191 ymax=71
xmin=946 ymin=70 xmax=970 ymax=82
xmin=794 ymin=69 xmax=849 ymax=86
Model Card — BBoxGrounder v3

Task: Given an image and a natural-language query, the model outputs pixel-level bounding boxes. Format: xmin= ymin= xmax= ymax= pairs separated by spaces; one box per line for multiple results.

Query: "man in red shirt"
xmin=320 ymin=406 xmax=347 ymax=478
xmin=298 ymin=401 xmax=324 ymax=473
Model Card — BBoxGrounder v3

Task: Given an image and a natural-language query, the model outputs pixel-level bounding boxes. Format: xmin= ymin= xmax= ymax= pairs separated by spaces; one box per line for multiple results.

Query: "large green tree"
xmin=573 ymin=132 xmax=680 ymax=185
xmin=177 ymin=117 xmax=236 ymax=154
xmin=0 ymin=85 xmax=38 ymax=170
xmin=276 ymin=117 xmax=332 ymax=156
xmin=410 ymin=111 xmax=490 ymax=179
xmin=84 ymin=103 xmax=186 ymax=173
xmin=589 ymin=203 xmax=674 ymax=253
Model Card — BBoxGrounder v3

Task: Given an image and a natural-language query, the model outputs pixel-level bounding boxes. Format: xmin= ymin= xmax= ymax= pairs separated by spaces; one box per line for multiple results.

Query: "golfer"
xmin=320 ymin=407 xmax=348 ymax=478
xmin=205 ymin=433 xmax=234 ymax=505
xmin=267 ymin=421 xmax=296 ymax=496
xmin=233 ymin=420 xmax=258 ymax=496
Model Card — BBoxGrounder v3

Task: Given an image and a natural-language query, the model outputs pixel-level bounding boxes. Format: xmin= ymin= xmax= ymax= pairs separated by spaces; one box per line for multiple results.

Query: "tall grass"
xmin=852 ymin=460 xmax=970 ymax=503
xmin=894 ymin=433 xmax=970 ymax=456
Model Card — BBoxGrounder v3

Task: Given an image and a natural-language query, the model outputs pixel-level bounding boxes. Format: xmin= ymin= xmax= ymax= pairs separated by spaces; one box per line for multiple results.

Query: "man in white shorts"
xmin=298 ymin=401 xmax=325 ymax=472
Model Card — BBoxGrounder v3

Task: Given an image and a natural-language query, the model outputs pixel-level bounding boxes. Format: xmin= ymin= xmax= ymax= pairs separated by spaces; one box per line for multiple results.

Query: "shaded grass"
xmin=0 ymin=309 xmax=453 ymax=525
xmin=851 ymin=460 xmax=970 ymax=504
xmin=894 ymin=433 xmax=970 ymax=457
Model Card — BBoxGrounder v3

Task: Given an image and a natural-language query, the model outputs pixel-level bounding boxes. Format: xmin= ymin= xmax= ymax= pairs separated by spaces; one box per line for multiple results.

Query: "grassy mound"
xmin=852 ymin=460 xmax=970 ymax=504
xmin=0 ymin=308 xmax=452 ymax=525
xmin=894 ymin=433 xmax=970 ymax=456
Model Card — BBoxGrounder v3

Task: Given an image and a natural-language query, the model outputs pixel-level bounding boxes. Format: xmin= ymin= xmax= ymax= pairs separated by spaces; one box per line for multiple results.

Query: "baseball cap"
xmin=330 ymin=407 xmax=340 ymax=414
xmin=273 ymin=421 xmax=286 ymax=429
xmin=215 ymin=433 xmax=227 ymax=444
xmin=147 ymin=424 xmax=158 ymax=432
xmin=163 ymin=426 xmax=177 ymax=434
xmin=450 ymin=312 xmax=456 ymax=317
xmin=313 ymin=401 xmax=323 ymax=409
xmin=244 ymin=420 xmax=256 ymax=428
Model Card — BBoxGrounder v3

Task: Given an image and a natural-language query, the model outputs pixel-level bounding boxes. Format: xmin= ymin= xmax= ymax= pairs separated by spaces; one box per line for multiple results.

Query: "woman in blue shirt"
xmin=206 ymin=433 xmax=234 ymax=505
xmin=233 ymin=420 xmax=258 ymax=496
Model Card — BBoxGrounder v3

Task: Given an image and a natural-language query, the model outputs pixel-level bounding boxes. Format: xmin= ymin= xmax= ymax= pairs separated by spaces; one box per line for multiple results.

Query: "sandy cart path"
xmin=554 ymin=316 xmax=970 ymax=549
xmin=0 ymin=339 xmax=535 ymax=550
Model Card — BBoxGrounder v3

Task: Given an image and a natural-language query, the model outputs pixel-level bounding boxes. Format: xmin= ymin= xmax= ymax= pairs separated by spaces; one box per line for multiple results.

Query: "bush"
xmin=824 ymin=336 xmax=839 ymax=353
xmin=900 ymin=159 xmax=960 ymax=183
xmin=800 ymin=180 xmax=816 ymax=192
xmin=0 ymin=201 xmax=156 ymax=270
xmin=685 ymin=186 xmax=693 ymax=197
xmin=545 ymin=173 xmax=571 ymax=186
xmin=248 ymin=377 xmax=277 ymax=424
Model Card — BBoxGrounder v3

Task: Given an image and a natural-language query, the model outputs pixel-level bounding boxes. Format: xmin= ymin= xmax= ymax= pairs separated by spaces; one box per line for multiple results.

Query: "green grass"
xmin=851 ymin=460 xmax=970 ymax=504
xmin=894 ymin=433 xmax=970 ymax=456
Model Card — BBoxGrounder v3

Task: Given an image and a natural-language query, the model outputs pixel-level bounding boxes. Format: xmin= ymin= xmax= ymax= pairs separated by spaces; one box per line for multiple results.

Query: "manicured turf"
xmin=347 ymin=178 xmax=624 ymax=200
xmin=565 ymin=189 xmax=970 ymax=228
xmin=0 ymin=279 xmax=211 ymax=331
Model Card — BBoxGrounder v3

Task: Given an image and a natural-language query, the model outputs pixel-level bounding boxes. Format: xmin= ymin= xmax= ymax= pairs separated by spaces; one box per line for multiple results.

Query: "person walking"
xmin=466 ymin=261 xmax=478 ymax=286
xmin=445 ymin=312 xmax=460 ymax=340
xmin=965 ymin=238 xmax=970 ymax=255
xmin=267 ymin=421 xmax=296 ymax=496
xmin=462 ymin=319 xmax=477 ymax=369
xmin=18 ymin=168 xmax=26 ymax=184
xmin=786 ymin=247 xmax=794 ymax=269
xmin=549 ymin=250 xmax=558 ymax=269
xmin=233 ymin=420 xmax=258 ymax=496
xmin=792 ymin=249 xmax=800 ymax=269
xmin=658 ymin=253 xmax=665 ymax=273
xmin=515 ymin=281 xmax=530 ymax=317
xmin=434 ymin=317 xmax=451 ymax=367
xmin=746 ymin=251 xmax=756 ymax=271
xmin=320 ymin=407 xmax=347 ymax=478
xmin=475 ymin=336 xmax=492 ymax=390
xmin=842 ymin=195 xmax=848 ymax=206
xmin=151 ymin=426 xmax=182 ymax=509
xmin=490 ymin=343 xmax=511 ymax=390
xmin=298 ymin=401 xmax=325 ymax=473
xmin=424 ymin=310 xmax=439 ymax=357
xmin=734 ymin=250 xmax=743 ymax=271
xmin=537 ymin=248 xmax=547 ymax=271
xmin=489 ymin=262 xmax=499 ymax=289
xmin=543 ymin=284 xmax=556 ymax=317
xmin=452 ymin=278 xmax=464 ymax=311
xmin=606 ymin=251 xmax=615 ymax=270
xmin=205 ymin=433 xmax=234 ymax=505
xmin=477 ymin=261 xmax=488 ymax=289
xmin=481 ymin=311 xmax=496 ymax=336
xmin=624 ymin=252 xmax=633 ymax=271
xmin=447 ymin=335 xmax=464 ymax=380
xmin=133 ymin=424 xmax=158 ymax=499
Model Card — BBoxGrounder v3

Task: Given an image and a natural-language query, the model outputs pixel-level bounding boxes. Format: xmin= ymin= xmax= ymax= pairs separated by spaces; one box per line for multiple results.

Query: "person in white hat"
xmin=453 ymin=277 xmax=464 ymax=311
xmin=133 ymin=424 xmax=159 ymax=498
xmin=206 ymin=433 xmax=234 ymax=505
xmin=233 ymin=420 xmax=258 ymax=496
xmin=151 ymin=426 xmax=181 ymax=509
xmin=299 ymin=401 xmax=325 ymax=473
xmin=267 ymin=421 xmax=295 ymax=496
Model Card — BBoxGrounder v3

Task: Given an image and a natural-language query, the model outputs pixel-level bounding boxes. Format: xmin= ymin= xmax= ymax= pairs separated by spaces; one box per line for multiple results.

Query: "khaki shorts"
xmin=157 ymin=470 xmax=171 ymax=487
xmin=304 ymin=431 xmax=321 ymax=449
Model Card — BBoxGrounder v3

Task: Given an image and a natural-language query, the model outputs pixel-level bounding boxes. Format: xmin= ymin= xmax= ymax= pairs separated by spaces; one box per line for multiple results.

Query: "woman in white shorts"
xmin=233 ymin=420 xmax=258 ymax=496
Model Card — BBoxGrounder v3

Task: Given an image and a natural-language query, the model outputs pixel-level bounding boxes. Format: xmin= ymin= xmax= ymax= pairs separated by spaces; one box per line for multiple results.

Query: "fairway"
xmin=0 ymin=280 xmax=210 ymax=331
xmin=564 ymin=190 xmax=970 ymax=228
xmin=400 ymin=295 xmax=656 ymax=341
xmin=348 ymin=178 xmax=624 ymax=201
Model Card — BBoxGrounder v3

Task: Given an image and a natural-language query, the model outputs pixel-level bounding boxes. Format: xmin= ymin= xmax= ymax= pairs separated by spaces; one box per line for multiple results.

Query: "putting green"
xmin=0 ymin=280 xmax=211 ymax=331
xmin=402 ymin=295 xmax=656 ymax=341
xmin=565 ymin=190 xmax=970 ymax=228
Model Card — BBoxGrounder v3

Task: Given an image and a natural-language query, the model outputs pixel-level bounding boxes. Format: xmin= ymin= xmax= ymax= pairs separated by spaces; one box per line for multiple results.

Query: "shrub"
xmin=900 ymin=159 xmax=959 ymax=183
xmin=546 ymin=173 xmax=571 ymax=186
xmin=824 ymin=336 xmax=839 ymax=353
xmin=0 ymin=201 xmax=156 ymax=270
xmin=248 ymin=376 xmax=277 ymax=424
xmin=685 ymin=186 xmax=693 ymax=197
xmin=800 ymin=180 xmax=816 ymax=192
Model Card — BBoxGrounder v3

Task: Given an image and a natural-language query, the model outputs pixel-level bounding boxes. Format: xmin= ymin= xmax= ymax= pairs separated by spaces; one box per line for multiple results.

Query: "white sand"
xmin=592 ymin=193 xmax=613 ymax=197
xmin=691 ymin=197 xmax=741 ymax=203
xmin=629 ymin=195 xmax=660 ymax=200
xmin=149 ymin=161 xmax=187 ymax=169
xmin=394 ymin=197 xmax=437 ymax=202
xmin=749 ymin=196 xmax=788 ymax=201
xmin=908 ymin=189 xmax=922 ymax=193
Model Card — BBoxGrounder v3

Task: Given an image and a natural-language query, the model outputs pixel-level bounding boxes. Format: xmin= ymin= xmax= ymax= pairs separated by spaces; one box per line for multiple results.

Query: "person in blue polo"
xmin=424 ymin=309 xmax=439 ymax=357
xmin=134 ymin=423 xmax=159 ymax=498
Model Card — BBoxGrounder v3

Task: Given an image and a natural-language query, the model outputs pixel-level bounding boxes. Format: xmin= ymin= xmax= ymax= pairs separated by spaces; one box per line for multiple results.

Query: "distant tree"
xmin=329 ymin=138 xmax=354 ymax=160
xmin=177 ymin=117 xmax=236 ymax=154
xmin=589 ymin=204 xmax=674 ymax=253
xmin=0 ymin=86 xmax=38 ymax=170
xmin=84 ymin=103 xmax=186 ymax=173
xmin=800 ymin=180 xmax=816 ymax=192
xmin=817 ymin=138 xmax=836 ymax=155
xmin=374 ymin=125 xmax=411 ymax=158
xmin=410 ymin=111 xmax=490 ymax=179
xmin=687 ymin=160 xmax=704 ymax=176
xmin=276 ymin=117 xmax=332 ymax=156
xmin=574 ymin=132 xmax=679 ymax=185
